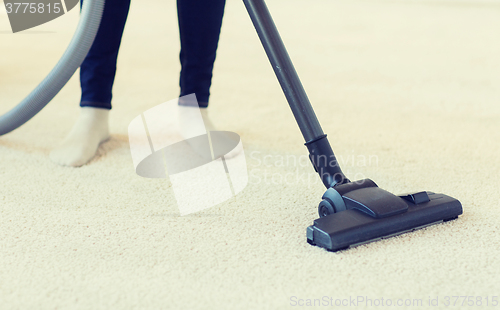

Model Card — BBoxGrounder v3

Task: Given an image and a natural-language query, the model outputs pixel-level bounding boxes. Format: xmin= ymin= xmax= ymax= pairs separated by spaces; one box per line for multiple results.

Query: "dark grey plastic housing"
xmin=307 ymin=190 xmax=462 ymax=252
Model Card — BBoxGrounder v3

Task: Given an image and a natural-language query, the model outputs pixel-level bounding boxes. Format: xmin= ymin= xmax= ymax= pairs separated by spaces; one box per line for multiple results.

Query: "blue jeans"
xmin=80 ymin=0 xmax=226 ymax=109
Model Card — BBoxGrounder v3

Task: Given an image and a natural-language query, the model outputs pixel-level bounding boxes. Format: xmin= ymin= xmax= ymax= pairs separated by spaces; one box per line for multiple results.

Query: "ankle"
xmin=80 ymin=106 xmax=109 ymax=121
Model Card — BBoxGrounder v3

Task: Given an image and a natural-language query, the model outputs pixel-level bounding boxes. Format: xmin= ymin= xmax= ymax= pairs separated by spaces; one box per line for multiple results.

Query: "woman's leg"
xmin=80 ymin=0 xmax=131 ymax=109
xmin=177 ymin=0 xmax=226 ymax=107
xmin=50 ymin=0 xmax=130 ymax=167
xmin=176 ymin=1 xmax=241 ymax=158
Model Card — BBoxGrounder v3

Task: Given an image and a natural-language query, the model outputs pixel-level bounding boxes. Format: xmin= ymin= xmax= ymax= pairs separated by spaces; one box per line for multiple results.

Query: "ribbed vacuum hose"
xmin=0 ymin=0 xmax=105 ymax=135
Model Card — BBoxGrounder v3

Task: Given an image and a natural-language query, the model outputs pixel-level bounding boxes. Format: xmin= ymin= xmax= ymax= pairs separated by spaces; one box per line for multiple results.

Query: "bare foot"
xmin=178 ymin=105 xmax=242 ymax=160
xmin=50 ymin=107 xmax=110 ymax=167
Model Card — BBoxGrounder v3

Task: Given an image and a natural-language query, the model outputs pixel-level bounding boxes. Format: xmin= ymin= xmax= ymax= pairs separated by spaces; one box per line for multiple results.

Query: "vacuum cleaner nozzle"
xmin=307 ymin=179 xmax=463 ymax=251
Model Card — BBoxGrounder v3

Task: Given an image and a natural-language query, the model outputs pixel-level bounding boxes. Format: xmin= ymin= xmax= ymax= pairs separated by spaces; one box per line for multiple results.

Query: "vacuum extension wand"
xmin=243 ymin=0 xmax=348 ymax=188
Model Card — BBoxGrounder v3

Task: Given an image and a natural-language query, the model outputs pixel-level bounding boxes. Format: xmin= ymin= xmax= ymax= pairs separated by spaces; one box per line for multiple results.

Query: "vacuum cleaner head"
xmin=307 ymin=179 xmax=463 ymax=251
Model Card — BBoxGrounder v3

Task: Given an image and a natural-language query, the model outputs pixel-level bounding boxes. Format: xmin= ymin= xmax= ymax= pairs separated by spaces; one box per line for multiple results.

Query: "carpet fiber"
xmin=1 ymin=0 xmax=499 ymax=309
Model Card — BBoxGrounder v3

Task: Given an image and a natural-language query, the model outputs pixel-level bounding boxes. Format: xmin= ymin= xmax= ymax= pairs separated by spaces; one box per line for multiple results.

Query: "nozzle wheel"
xmin=318 ymin=199 xmax=335 ymax=217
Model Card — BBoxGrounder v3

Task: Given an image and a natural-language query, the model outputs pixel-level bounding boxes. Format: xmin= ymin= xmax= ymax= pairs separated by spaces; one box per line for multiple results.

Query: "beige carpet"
xmin=1 ymin=0 xmax=499 ymax=309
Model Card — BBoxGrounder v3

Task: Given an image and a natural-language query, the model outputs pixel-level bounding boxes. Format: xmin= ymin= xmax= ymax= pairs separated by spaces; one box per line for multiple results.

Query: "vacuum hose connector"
xmin=305 ymin=134 xmax=349 ymax=188
xmin=0 ymin=0 xmax=105 ymax=136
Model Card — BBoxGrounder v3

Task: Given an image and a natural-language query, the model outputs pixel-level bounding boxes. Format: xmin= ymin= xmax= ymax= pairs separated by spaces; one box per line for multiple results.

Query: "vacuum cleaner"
xmin=242 ymin=0 xmax=463 ymax=251
xmin=1 ymin=0 xmax=462 ymax=252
